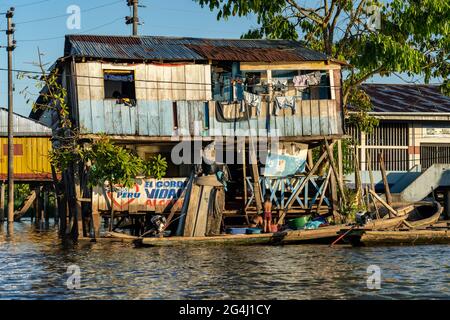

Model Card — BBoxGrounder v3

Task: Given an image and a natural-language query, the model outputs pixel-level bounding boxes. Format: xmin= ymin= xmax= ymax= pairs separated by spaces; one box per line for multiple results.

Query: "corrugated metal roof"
xmin=0 ymin=108 xmax=52 ymax=137
xmin=353 ymin=84 xmax=450 ymax=113
xmin=64 ymin=35 xmax=329 ymax=62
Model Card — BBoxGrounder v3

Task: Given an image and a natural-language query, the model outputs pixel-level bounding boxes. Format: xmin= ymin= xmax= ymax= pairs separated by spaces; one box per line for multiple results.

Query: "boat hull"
xmin=345 ymin=229 xmax=450 ymax=246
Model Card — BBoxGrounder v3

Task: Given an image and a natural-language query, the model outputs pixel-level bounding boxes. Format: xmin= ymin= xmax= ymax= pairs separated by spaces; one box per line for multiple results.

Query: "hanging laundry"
xmin=293 ymin=71 xmax=322 ymax=90
xmin=293 ymin=75 xmax=308 ymax=90
xmin=306 ymin=71 xmax=322 ymax=86
xmin=271 ymin=79 xmax=288 ymax=92
xmin=274 ymin=96 xmax=296 ymax=115
xmin=244 ymin=91 xmax=262 ymax=116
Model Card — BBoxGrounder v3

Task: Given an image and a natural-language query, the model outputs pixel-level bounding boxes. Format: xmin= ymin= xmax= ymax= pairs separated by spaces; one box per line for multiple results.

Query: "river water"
xmin=0 ymin=220 xmax=449 ymax=300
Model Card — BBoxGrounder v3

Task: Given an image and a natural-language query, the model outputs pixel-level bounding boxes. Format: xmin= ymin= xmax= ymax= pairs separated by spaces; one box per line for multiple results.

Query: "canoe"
xmin=344 ymin=229 xmax=450 ymax=246
xmin=276 ymin=204 xmax=415 ymax=245
xmin=405 ymin=201 xmax=443 ymax=228
xmin=135 ymin=233 xmax=279 ymax=247
xmin=274 ymin=225 xmax=345 ymax=244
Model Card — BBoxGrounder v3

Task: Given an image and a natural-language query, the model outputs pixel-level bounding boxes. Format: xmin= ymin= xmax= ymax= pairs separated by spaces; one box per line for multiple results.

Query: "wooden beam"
xmin=324 ymin=139 xmax=347 ymax=204
xmin=369 ymin=189 xmax=398 ymax=217
xmin=378 ymin=151 xmax=393 ymax=206
xmin=282 ymin=148 xmax=329 ymax=222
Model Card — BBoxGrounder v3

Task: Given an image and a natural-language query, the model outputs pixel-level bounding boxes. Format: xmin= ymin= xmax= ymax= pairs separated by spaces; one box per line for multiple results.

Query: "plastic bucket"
xmin=287 ymin=216 xmax=310 ymax=230
xmin=226 ymin=227 xmax=248 ymax=235
xmin=246 ymin=228 xmax=262 ymax=234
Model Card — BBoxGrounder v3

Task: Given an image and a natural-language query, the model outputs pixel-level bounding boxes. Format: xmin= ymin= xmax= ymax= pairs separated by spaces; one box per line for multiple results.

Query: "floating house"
xmin=32 ymin=35 xmax=346 ymax=237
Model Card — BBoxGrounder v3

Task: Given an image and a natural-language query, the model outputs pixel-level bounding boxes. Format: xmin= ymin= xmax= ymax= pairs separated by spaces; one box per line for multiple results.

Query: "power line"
xmin=15 ymin=0 xmax=123 ymax=25
xmin=18 ymin=17 xmax=124 ymax=42
xmin=4 ymin=0 xmax=54 ymax=9
xmin=0 ymin=67 xmax=346 ymax=89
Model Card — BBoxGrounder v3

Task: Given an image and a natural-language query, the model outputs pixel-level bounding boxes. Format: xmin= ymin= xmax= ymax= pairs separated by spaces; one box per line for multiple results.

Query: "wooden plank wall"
xmin=76 ymin=61 xmax=212 ymax=136
xmin=75 ymin=62 xmax=343 ymax=138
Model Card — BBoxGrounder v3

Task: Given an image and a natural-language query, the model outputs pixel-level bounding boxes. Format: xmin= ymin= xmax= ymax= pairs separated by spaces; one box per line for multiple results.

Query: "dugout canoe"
xmin=135 ymin=233 xmax=279 ymax=247
xmin=344 ymin=229 xmax=450 ymax=246
xmin=276 ymin=203 xmax=414 ymax=244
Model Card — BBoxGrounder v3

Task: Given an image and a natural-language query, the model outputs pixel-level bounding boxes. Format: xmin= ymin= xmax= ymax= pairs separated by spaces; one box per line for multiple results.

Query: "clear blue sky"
xmin=0 ymin=0 xmax=433 ymax=116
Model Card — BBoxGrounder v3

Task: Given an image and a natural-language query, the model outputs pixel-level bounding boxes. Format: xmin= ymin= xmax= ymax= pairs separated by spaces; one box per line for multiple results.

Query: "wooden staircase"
xmin=14 ymin=190 xmax=37 ymax=221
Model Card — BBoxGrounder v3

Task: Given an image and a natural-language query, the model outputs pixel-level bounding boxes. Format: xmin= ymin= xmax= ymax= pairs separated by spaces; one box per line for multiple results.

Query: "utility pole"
xmin=126 ymin=0 xmax=139 ymax=36
xmin=6 ymin=8 xmax=16 ymax=224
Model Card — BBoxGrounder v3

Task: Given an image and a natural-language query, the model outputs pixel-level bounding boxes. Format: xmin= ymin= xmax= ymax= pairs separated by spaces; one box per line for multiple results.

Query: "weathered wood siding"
xmin=75 ymin=61 xmax=343 ymax=138
xmin=78 ymin=99 xmax=343 ymax=138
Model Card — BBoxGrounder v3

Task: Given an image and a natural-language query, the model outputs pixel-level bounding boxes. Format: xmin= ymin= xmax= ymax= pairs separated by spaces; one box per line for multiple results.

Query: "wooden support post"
xmin=281 ymin=148 xmax=329 ymax=224
xmin=242 ymin=143 xmax=248 ymax=219
xmin=337 ymin=140 xmax=344 ymax=188
xmin=307 ymin=149 xmax=314 ymax=171
xmin=54 ymin=191 xmax=59 ymax=226
xmin=34 ymin=186 xmax=41 ymax=225
xmin=75 ymin=181 xmax=84 ymax=237
xmin=369 ymin=189 xmax=398 ymax=217
xmin=329 ymin=168 xmax=339 ymax=220
xmin=324 ymin=139 xmax=347 ymax=204
xmin=0 ymin=183 xmax=4 ymax=223
xmin=317 ymin=168 xmax=331 ymax=214
xmin=353 ymin=146 xmax=362 ymax=207
xmin=44 ymin=190 xmax=49 ymax=224
xmin=378 ymin=151 xmax=393 ymax=206
xmin=366 ymin=149 xmax=375 ymax=192
xmin=246 ymin=107 xmax=263 ymax=214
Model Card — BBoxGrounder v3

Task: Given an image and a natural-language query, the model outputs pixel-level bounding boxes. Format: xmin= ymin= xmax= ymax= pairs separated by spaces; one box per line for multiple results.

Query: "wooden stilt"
xmin=242 ymin=144 xmax=248 ymax=222
xmin=324 ymin=139 xmax=347 ymax=204
xmin=337 ymin=140 xmax=344 ymax=189
xmin=307 ymin=149 xmax=314 ymax=171
xmin=378 ymin=151 xmax=393 ymax=206
xmin=0 ymin=183 xmax=5 ymax=223
xmin=44 ymin=189 xmax=49 ymax=224
xmin=281 ymin=148 xmax=329 ymax=224
xmin=34 ymin=186 xmax=41 ymax=225
xmin=317 ymin=168 xmax=331 ymax=214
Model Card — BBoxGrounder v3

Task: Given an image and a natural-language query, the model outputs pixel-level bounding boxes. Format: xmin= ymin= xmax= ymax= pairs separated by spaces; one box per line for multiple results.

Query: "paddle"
xmin=330 ymin=224 xmax=358 ymax=247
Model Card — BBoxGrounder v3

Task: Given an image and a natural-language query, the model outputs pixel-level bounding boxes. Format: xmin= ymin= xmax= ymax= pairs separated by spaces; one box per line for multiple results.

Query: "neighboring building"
xmin=0 ymin=108 xmax=53 ymax=182
xmin=348 ymin=84 xmax=450 ymax=172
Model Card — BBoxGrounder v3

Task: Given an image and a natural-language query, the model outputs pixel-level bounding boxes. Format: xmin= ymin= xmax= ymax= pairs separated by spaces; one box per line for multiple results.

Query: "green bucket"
xmin=288 ymin=216 xmax=311 ymax=230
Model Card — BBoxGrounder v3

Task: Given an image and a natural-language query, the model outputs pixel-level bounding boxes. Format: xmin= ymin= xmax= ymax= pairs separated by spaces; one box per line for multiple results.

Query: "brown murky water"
xmin=0 ymin=220 xmax=449 ymax=299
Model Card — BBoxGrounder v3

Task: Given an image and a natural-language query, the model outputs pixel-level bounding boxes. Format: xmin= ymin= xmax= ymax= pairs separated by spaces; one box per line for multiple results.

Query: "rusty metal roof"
xmin=64 ymin=35 xmax=329 ymax=62
xmin=357 ymin=84 xmax=450 ymax=113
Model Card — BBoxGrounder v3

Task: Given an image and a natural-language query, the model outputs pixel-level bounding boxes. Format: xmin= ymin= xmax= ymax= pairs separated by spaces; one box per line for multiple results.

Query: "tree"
xmin=83 ymin=136 xmax=144 ymax=231
xmin=195 ymin=0 xmax=449 ymax=109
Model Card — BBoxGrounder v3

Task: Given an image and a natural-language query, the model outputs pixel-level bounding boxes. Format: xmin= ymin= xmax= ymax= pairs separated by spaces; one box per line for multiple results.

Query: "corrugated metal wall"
xmin=0 ymin=137 xmax=52 ymax=180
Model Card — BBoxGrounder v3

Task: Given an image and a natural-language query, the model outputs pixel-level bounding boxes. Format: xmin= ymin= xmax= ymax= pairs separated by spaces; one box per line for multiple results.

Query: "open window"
xmin=104 ymin=70 xmax=136 ymax=106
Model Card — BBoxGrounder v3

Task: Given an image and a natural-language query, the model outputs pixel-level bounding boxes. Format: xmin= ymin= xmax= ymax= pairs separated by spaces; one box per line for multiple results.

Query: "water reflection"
xmin=0 ymin=220 xmax=449 ymax=299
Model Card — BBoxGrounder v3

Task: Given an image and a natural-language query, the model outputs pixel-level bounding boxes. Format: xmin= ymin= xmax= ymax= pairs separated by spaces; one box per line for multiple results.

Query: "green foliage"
xmin=195 ymin=0 xmax=450 ymax=101
xmin=339 ymin=187 xmax=365 ymax=222
xmin=83 ymin=136 xmax=144 ymax=189
xmin=346 ymin=88 xmax=379 ymax=134
xmin=144 ymin=154 xmax=168 ymax=180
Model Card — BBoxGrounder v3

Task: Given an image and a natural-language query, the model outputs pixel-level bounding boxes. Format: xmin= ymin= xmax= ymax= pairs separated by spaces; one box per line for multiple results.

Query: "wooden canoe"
xmin=275 ymin=204 xmax=415 ymax=245
xmin=405 ymin=201 xmax=443 ymax=228
xmin=135 ymin=233 xmax=278 ymax=247
xmin=274 ymin=225 xmax=345 ymax=244
xmin=344 ymin=229 xmax=450 ymax=246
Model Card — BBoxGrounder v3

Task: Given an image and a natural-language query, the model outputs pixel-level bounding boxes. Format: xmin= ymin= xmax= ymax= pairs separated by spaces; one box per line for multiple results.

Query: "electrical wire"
xmin=18 ymin=17 xmax=124 ymax=42
xmin=15 ymin=0 xmax=123 ymax=25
